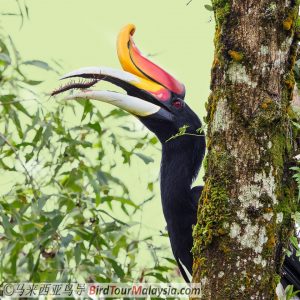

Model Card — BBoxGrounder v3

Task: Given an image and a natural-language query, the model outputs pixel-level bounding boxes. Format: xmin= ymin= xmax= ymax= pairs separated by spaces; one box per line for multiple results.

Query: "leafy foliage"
xmin=0 ymin=2 xmax=178 ymax=284
xmin=285 ymin=284 xmax=299 ymax=300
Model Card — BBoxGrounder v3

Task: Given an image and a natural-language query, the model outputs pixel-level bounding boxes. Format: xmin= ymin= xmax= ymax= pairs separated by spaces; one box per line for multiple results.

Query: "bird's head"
xmin=52 ymin=24 xmax=202 ymax=143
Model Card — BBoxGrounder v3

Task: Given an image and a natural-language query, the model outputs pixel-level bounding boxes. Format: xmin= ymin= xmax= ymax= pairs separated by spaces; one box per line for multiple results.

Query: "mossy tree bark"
xmin=192 ymin=0 xmax=300 ymax=299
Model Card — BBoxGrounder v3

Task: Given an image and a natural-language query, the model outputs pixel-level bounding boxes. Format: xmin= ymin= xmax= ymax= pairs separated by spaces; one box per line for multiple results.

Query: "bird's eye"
xmin=172 ymin=100 xmax=183 ymax=109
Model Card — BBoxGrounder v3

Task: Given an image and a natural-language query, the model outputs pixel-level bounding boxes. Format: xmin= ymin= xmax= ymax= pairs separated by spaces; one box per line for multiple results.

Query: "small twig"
xmin=166 ymin=132 xmax=205 ymax=143
xmin=186 ymin=0 xmax=193 ymax=6
xmin=166 ymin=125 xmax=206 ymax=142
xmin=181 ymin=133 xmax=205 ymax=138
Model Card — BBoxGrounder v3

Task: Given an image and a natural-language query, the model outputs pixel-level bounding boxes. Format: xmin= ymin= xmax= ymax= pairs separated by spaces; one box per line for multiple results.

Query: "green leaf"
xmin=154 ymin=265 xmax=172 ymax=272
xmin=162 ymin=257 xmax=178 ymax=265
xmin=87 ymin=122 xmax=102 ymax=135
xmin=120 ymin=146 xmax=131 ymax=164
xmin=24 ymin=79 xmax=43 ymax=85
xmin=86 ymin=171 xmax=101 ymax=203
xmin=204 ymin=4 xmax=214 ymax=11
xmin=145 ymin=272 xmax=167 ymax=282
xmin=61 ymin=234 xmax=73 ymax=248
xmin=81 ymin=100 xmax=93 ymax=121
xmin=74 ymin=243 xmax=81 ymax=265
xmin=0 ymin=40 xmax=10 ymax=56
xmin=71 ymin=227 xmax=93 ymax=241
xmin=25 ymin=152 xmax=34 ymax=162
xmin=61 ymin=169 xmax=83 ymax=192
xmin=149 ymin=137 xmax=158 ymax=145
xmin=0 ymin=94 xmax=16 ymax=108
xmin=134 ymin=153 xmax=154 ymax=164
xmin=290 ymin=236 xmax=299 ymax=249
xmin=22 ymin=60 xmax=52 ymax=71
xmin=101 ymin=196 xmax=139 ymax=209
xmin=10 ymin=110 xmax=23 ymax=138
xmin=29 ymin=255 xmax=41 ymax=282
xmin=1 ymin=213 xmax=20 ymax=239
xmin=32 ymin=127 xmax=43 ymax=145
xmin=102 ymin=222 xmax=121 ymax=233
xmin=285 ymin=284 xmax=300 ymax=299
xmin=134 ymin=142 xmax=144 ymax=149
xmin=292 ymin=121 xmax=300 ymax=129
xmin=50 ymin=214 xmax=64 ymax=230
xmin=0 ymin=53 xmax=11 ymax=64
xmin=22 ymin=222 xmax=38 ymax=241
xmin=39 ymin=124 xmax=52 ymax=149
xmin=147 ymin=182 xmax=153 ymax=192
xmin=12 ymin=100 xmax=31 ymax=117
xmin=15 ymin=142 xmax=33 ymax=148
xmin=96 ymin=209 xmax=127 ymax=225
xmin=97 ymin=171 xmax=129 ymax=193
xmin=106 ymin=258 xmax=125 ymax=278
xmin=120 ymin=125 xmax=131 ymax=131
xmin=11 ymin=252 xmax=17 ymax=276
xmin=106 ymin=108 xmax=128 ymax=118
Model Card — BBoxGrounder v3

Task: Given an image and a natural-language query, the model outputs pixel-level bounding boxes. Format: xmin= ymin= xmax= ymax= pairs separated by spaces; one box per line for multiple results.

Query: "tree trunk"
xmin=192 ymin=0 xmax=299 ymax=299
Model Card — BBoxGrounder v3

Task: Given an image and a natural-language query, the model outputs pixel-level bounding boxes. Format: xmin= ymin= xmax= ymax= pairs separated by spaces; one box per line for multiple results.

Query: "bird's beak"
xmin=117 ymin=24 xmax=185 ymax=100
xmin=52 ymin=24 xmax=185 ymax=120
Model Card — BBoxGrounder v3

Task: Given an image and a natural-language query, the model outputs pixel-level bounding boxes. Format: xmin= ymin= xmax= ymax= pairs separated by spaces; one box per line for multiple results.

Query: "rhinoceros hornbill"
xmin=52 ymin=24 xmax=300 ymax=292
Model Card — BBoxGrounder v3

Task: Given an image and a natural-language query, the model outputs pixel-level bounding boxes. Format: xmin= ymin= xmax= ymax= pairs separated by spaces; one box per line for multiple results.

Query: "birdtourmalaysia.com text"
xmin=2 ymin=283 xmax=202 ymax=298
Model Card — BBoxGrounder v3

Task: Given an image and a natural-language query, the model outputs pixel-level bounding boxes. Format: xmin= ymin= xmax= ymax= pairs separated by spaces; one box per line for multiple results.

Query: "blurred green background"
xmin=0 ymin=0 xmax=214 ymax=282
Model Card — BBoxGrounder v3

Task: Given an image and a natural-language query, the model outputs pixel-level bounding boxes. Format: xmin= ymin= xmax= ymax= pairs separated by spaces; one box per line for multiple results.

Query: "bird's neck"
xmin=160 ymin=135 xmax=205 ymax=214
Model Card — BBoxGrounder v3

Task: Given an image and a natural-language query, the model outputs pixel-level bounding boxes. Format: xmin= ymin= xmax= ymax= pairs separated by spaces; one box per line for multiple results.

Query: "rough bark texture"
xmin=192 ymin=0 xmax=299 ymax=299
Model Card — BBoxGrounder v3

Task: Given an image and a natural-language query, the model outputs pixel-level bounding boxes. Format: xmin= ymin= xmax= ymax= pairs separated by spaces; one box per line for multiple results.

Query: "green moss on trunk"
xmin=192 ymin=0 xmax=299 ymax=298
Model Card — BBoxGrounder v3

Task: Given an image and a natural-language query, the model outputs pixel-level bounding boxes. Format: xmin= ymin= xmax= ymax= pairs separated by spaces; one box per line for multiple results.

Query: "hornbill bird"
xmin=52 ymin=24 xmax=300 ymax=293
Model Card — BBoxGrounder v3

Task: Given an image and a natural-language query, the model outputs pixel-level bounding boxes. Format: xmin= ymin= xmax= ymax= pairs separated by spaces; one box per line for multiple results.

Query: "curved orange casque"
xmin=117 ymin=24 xmax=185 ymax=101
